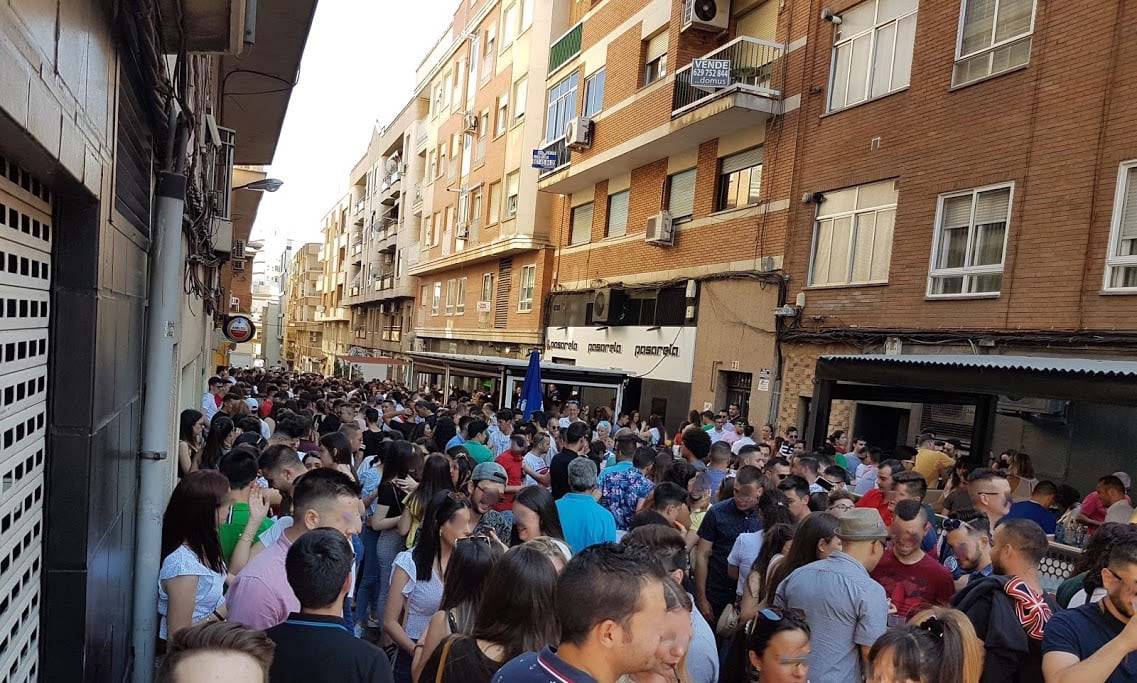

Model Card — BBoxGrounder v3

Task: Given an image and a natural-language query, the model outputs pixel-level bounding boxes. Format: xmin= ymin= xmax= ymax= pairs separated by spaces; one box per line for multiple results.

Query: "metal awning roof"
xmin=816 ymin=354 xmax=1137 ymax=404
xmin=408 ymin=351 xmax=630 ymax=384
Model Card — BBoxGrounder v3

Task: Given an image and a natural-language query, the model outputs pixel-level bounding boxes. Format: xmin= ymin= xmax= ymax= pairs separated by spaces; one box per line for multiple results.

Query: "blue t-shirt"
xmin=445 ymin=434 xmax=465 ymax=451
xmin=555 ymin=493 xmax=618 ymax=554
xmin=1002 ymin=499 xmax=1057 ymax=535
xmin=494 ymin=646 xmax=599 ymax=683
xmin=1043 ymin=602 xmax=1137 ymax=682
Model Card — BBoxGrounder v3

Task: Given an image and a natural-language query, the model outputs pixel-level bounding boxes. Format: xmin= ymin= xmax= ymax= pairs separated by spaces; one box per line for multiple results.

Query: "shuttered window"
xmin=717 ymin=148 xmax=764 ymax=211
xmin=606 ymin=191 xmax=629 ymax=238
xmin=667 ymin=169 xmax=696 ymax=220
xmin=570 ymin=202 xmax=593 ymax=245
xmin=928 ymin=184 xmax=1012 ymax=296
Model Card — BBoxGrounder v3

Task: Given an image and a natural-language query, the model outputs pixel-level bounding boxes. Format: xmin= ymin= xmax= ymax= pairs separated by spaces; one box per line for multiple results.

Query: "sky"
xmin=250 ymin=0 xmax=457 ymax=262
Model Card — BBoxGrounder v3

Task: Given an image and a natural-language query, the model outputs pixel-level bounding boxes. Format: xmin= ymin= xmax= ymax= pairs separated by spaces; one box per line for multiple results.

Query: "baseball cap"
xmin=1114 ymin=471 xmax=1132 ymax=490
xmin=472 ymin=461 xmax=508 ymax=485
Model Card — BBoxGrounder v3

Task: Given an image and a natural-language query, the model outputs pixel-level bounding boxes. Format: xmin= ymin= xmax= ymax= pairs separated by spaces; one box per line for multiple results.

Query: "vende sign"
xmin=544 ymin=326 xmax=696 ymax=383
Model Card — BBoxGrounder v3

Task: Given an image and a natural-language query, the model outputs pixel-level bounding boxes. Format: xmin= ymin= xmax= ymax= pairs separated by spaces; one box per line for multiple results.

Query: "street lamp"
xmin=234 ymin=178 xmax=284 ymax=192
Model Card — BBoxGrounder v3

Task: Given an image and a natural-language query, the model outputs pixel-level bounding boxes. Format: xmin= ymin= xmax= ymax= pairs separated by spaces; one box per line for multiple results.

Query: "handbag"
xmin=716 ymin=602 xmax=740 ymax=638
xmin=434 ymin=637 xmax=455 ymax=683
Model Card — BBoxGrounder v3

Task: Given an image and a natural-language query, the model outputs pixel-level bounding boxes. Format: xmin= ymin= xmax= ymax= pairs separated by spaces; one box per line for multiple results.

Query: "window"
xmin=445 ymin=279 xmax=457 ymax=315
xmin=432 ymin=82 xmax=444 ymax=117
xmin=502 ymin=2 xmax=518 ymax=45
xmin=606 ymin=191 xmax=630 ymax=238
xmin=428 ymin=150 xmax=437 ymax=180
xmin=717 ymin=148 xmax=764 ymax=211
xmin=953 ymin=0 xmax=1035 ymax=86
xmin=482 ymin=28 xmax=496 ymax=82
xmin=488 ymin=181 xmax=502 ymax=224
xmin=570 ymin=202 xmax=594 ymax=245
xmin=495 ymin=94 xmax=509 ymax=136
xmin=583 ymin=68 xmax=606 ymax=117
xmin=512 ymin=76 xmax=528 ymax=124
xmin=518 ymin=265 xmax=536 ymax=312
xmin=481 ymin=273 xmax=495 ymax=304
xmin=1105 ymin=162 xmax=1137 ymax=290
xmin=437 ymin=144 xmax=446 ymax=178
xmin=436 ymin=210 xmax=446 ymax=247
xmin=422 ymin=214 xmax=433 ymax=245
xmin=471 ymin=187 xmax=483 ymax=228
xmin=421 ymin=285 xmax=429 ymax=307
xmin=504 ymin=171 xmax=520 ymax=218
xmin=808 ymin=180 xmax=897 ymax=287
xmin=431 ymin=282 xmax=441 ymax=315
xmin=545 ymin=73 xmax=580 ymax=142
xmin=441 ymin=71 xmax=451 ymax=109
xmin=828 ymin=0 xmax=917 ymax=111
xmin=456 ymin=277 xmax=467 ymax=314
xmin=520 ymin=0 xmax=533 ymax=32
xmin=928 ymin=184 xmax=1012 ymax=296
xmin=666 ymin=169 xmax=696 ymax=220
xmin=451 ymin=65 xmax=463 ymax=110
xmin=643 ymin=32 xmax=668 ymax=86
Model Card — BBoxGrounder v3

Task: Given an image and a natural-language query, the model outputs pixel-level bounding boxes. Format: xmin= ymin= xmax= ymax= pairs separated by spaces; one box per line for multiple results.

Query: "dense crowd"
xmin=155 ymin=367 xmax=1137 ymax=683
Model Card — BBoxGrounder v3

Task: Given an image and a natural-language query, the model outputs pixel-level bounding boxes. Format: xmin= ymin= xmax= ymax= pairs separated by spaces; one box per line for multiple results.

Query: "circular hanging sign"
xmin=222 ymin=315 xmax=256 ymax=343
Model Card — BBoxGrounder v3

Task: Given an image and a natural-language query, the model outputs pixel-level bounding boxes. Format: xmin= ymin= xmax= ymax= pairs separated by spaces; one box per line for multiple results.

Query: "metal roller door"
xmin=0 ymin=153 xmax=50 ymax=683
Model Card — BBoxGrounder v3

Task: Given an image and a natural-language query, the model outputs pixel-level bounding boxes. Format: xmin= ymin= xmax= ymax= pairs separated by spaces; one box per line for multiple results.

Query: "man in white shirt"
xmin=201 ymin=376 xmax=228 ymax=421
xmin=731 ymin=423 xmax=757 ymax=455
xmin=522 ymin=432 xmax=552 ymax=488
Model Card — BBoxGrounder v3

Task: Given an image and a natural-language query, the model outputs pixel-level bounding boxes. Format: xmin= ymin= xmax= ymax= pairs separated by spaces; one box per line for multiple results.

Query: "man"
xmin=522 ymin=431 xmax=552 ymax=487
xmin=969 ymin=467 xmax=1013 ymax=528
xmin=778 ymin=426 xmax=798 ymax=458
xmin=736 ymin=444 xmax=765 ymax=471
xmin=731 ymin=423 xmax=757 ymax=455
xmin=854 ymin=446 xmax=882 ymax=495
xmin=269 ymin=414 xmax=308 ymax=451
xmin=699 ymin=410 xmax=716 ymax=432
xmin=943 ymin=438 xmax=962 ymax=461
xmin=955 ymin=519 xmax=1056 ymax=683
xmin=774 ymin=508 xmax=889 ymax=683
xmin=551 ymin=422 xmax=591 ymax=499
xmin=778 ymin=475 xmax=812 ymax=523
xmin=156 ymin=622 xmax=275 ymax=683
xmin=446 ymin=416 xmax=470 ymax=450
xmin=708 ymin=411 xmax=731 ymax=444
xmin=598 ymin=442 xmax=655 ymax=532
xmin=463 ymin=418 xmax=495 ymax=464
xmin=227 ymin=470 xmax=363 ymax=630
xmin=265 ymin=530 xmax=393 ymax=683
xmin=467 ymin=461 xmax=513 ymax=541
xmin=870 ymin=500 xmax=954 ymax=619
xmin=695 ymin=465 xmax=763 ymax=624
xmin=912 ymin=432 xmax=954 ymax=488
xmin=486 ymin=409 xmax=514 ymax=457
xmin=556 ymin=458 xmax=618 ymax=553
xmin=559 ymin=399 xmax=583 ymax=428
xmin=680 ymin=426 xmax=712 ymax=473
xmin=704 ymin=442 xmax=732 ymax=499
xmin=943 ymin=509 xmax=994 ymax=590
xmin=821 ymin=465 xmax=849 ymax=491
xmin=494 ymin=543 xmax=669 ymax=683
xmin=1077 ymin=475 xmax=1130 ymax=529
xmin=492 ymin=433 xmax=529 ymax=512
xmin=650 ymin=482 xmax=691 ymax=532
xmin=202 ymin=376 xmax=228 ymax=420
xmin=856 ymin=458 xmax=903 ymax=525
xmin=727 ymin=402 xmax=742 ymax=423
xmin=622 ymin=526 xmax=719 ymax=683
xmin=889 ymin=470 xmax=940 ymax=555
xmin=217 ymin=449 xmax=276 ymax=561
xmin=792 ymin=456 xmax=825 ymax=493
xmin=1003 ymin=480 xmax=1058 ymax=534
xmin=763 ymin=456 xmax=792 ymax=490
xmin=338 ymin=423 xmax=364 ymax=470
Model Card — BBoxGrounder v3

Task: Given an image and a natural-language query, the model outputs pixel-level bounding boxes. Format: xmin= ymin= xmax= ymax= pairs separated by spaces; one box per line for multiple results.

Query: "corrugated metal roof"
xmin=820 ymin=354 xmax=1137 ymax=378
xmin=408 ymin=351 xmax=631 ymax=378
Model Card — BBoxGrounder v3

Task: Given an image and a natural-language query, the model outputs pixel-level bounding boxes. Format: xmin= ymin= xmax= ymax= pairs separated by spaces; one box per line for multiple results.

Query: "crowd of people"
xmin=155 ymin=367 xmax=1137 ymax=683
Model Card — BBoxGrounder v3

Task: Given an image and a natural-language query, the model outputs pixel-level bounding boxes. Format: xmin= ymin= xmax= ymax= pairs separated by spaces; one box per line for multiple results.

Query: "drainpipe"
xmin=132 ymin=110 xmax=188 ymax=683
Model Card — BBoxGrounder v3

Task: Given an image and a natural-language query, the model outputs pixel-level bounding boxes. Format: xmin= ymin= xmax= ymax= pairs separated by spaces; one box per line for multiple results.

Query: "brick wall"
xmin=777 ymin=341 xmax=858 ymax=437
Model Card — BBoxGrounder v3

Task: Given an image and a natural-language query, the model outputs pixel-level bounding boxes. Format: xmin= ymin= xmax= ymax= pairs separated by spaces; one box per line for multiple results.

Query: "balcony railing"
xmin=537 ymin=138 xmax=571 ymax=178
xmin=549 ymin=22 xmax=582 ymax=74
xmin=672 ymin=37 xmax=784 ymax=115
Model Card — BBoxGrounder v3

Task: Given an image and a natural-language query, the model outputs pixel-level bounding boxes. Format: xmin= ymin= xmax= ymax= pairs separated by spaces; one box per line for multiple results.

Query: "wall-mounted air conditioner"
xmin=645 ymin=211 xmax=675 ymax=246
xmin=682 ymin=0 xmax=731 ymax=33
xmin=464 ymin=112 xmax=479 ymax=132
xmin=565 ymin=117 xmax=592 ymax=150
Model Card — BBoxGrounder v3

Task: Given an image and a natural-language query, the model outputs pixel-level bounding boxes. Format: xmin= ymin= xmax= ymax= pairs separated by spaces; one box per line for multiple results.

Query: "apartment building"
xmin=407 ymin=0 xmax=566 ymax=367
xmin=284 ymin=242 xmax=325 ymax=372
xmin=536 ymin=0 xmax=796 ymax=428
xmin=317 ymin=196 xmax=353 ymax=374
xmin=340 ymin=98 xmax=429 ymax=382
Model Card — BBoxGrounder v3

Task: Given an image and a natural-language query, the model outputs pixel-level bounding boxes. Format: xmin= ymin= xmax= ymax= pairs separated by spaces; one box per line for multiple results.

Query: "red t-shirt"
xmin=870 ymin=550 xmax=955 ymax=618
xmin=856 ymin=488 xmax=893 ymax=526
xmin=494 ymin=452 xmax=524 ymax=512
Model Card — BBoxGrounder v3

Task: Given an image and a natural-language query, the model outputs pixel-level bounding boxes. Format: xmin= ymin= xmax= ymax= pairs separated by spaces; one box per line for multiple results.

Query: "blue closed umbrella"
xmin=520 ymin=350 xmax=543 ymax=420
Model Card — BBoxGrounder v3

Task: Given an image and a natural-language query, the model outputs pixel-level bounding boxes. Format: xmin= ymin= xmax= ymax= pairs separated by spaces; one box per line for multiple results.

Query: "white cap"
xmin=1114 ymin=471 xmax=1131 ymax=490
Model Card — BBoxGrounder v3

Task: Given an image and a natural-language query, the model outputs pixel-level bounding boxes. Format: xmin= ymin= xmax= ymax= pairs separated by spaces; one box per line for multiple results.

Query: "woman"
xmin=645 ymin=414 xmax=666 ymax=447
xmin=399 ymin=453 xmax=455 ymax=549
xmin=410 ymin=419 xmax=436 ymax=450
xmin=418 ymin=544 xmax=560 ymax=682
xmin=199 ymin=415 xmax=236 ymax=470
xmin=617 ymin=579 xmax=694 ymax=683
xmin=1057 ymin=522 xmax=1137 ymax=607
xmin=178 ymin=409 xmax=207 ymax=477
xmin=158 ymin=471 xmax=267 ymax=644
xmin=371 ymin=440 xmax=413 ymax=625
xmin=434 ymin=417 xmax=459 ymax=456
xmin=301 ymin=452 xmax=322 ymax=471
xmin=723 ymin=608 xmax=811 ymax=683
xmin=938 ymin=461 xmax=974 ymax=515
xmin=728 ymin=490 xmax=795 ymax=602
xmin=868 ymin=608 xmax=983 ymax=683
xmin=826 ymin=490 xmax=857 ymax=516
xmin=765 ymin=512 xmax=841 ymax=601
xmin=412 ymin=537 xmax=504 ymax=681
xmin=384 ymin=491 xmax=472 ymax=682
xmin=318 ymin=431 xmax=358 ymax=482
xmin=739 ymin=523 xmax=797 ymax=622
xmin=1005 ymin=452 xmax=1037 ymax=503
xmin=511 ymin=486 xmax=567 ymax=549
xmin=361 ymin=408 xmax=386 ymax=461
xmin=446 ymin=445 xmax=475 ymax=492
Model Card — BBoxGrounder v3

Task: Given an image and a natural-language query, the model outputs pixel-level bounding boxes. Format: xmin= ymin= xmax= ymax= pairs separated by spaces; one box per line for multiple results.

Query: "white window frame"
xmin=488 ymin=181 xmax=502 ymax=224
xmin=827 ymin=0 xmax=918 ymax=112
xmin=482 ymin=27 xmax=497 ymax=83
xmin=1104 ymin=160 xmax=1137 ymax=292
xmin=570 ymin=201 xmax=594 ymax=246
xmin=456 ymin=277 xmax=467 ymax=314
xmin=432 ymin=282 xmax=441 ymax=315
xmin=445 ymin=278 xmax=457 ymax=315
xmin=583 ymin=68 xmax=606 ymax=118
xmin=807 ymin=180 xmax=898 ymax=288
xmin=518 ymin=264 xmax=536 ymax=312
xmin=512 ymin=75 xmax=528 ymax=124
xmin=495 ymin=94 xmax=509 ymax=136
xmin=544 ymin=72 xmax=580 ymax=144
xmin=644 ymin=53 xmax=667 ymax=86
xmin=606 ymin=190 xmax=630 ymax=238
xmin=926 ymin=182 xmax=1014 ymax=299
xmin=505 ymin=171 xmax=520 ymax=219
xmin=502 ymin=2 xmax=518 ymax=46
xmin=952 ymin=0 xmax=1037 ymax=87
xmin=481 ymin=272 xmax=495 ymax=305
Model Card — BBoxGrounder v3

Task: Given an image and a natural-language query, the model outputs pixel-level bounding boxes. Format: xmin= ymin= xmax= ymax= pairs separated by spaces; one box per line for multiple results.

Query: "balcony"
xmin=537 ymin=138 xmax=571 ymax=178
xmin=412 ymin=184 xmax=424 ymax=214
xmin=538 ymin=36 xmax=785 ymax=195
xmin=315 ymin=306 xmax=349 ymax=322
xmin=549 ymin=22 xmax=582 ymax=75
xmin=415 ymin=126 xmax=429 ymax=153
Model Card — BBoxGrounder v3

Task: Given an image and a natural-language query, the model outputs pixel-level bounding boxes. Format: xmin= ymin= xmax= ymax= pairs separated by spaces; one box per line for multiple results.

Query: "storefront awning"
xmin=338 ymin=355 xmax=407 ymax=366
xmin=407 ymin=351 xmax=631 ymax=385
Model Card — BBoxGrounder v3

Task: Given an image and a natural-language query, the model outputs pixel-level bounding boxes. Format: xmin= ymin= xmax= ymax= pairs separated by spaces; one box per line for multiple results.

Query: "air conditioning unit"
xmin=565 ymin=117 xmax=592 ymax=150
xmin=232 ymin=239 xmax=246 ymax=260
xmin=456 ymin=222 xmax=470 ymax=239
xmin=232 ymin=259 xmax=245 ymax=272
xmin=464 ymin=112 xmax=479 ymax=132
xmin=645 ymin=211 xmax=675 ymax=245
xmin=682 ymin=0 xmax=731 ymax=33
xmin=591 ymin=287 xmax=627 ymax=324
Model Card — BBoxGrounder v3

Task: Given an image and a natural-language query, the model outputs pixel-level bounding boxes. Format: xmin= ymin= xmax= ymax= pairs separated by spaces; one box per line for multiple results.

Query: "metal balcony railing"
xmin=549 ymin=22 xmax=582 ymax=74
xmin=672 ymin=37 xmax=784 ymax=115
xmin=538 ymin=138 xmax=571 ymax=177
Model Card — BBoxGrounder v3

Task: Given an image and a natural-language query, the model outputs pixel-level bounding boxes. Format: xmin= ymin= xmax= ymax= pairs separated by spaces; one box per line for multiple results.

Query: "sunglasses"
xmin=943 ymin=518 xmax=976 ymax=532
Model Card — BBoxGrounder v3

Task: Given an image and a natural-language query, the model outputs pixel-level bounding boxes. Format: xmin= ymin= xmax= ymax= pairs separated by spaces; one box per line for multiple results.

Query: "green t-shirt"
xmin=464 ymin=441 xmax=495 ymax=464
xmin=218 ymin=502 xmax=274 ymax=562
